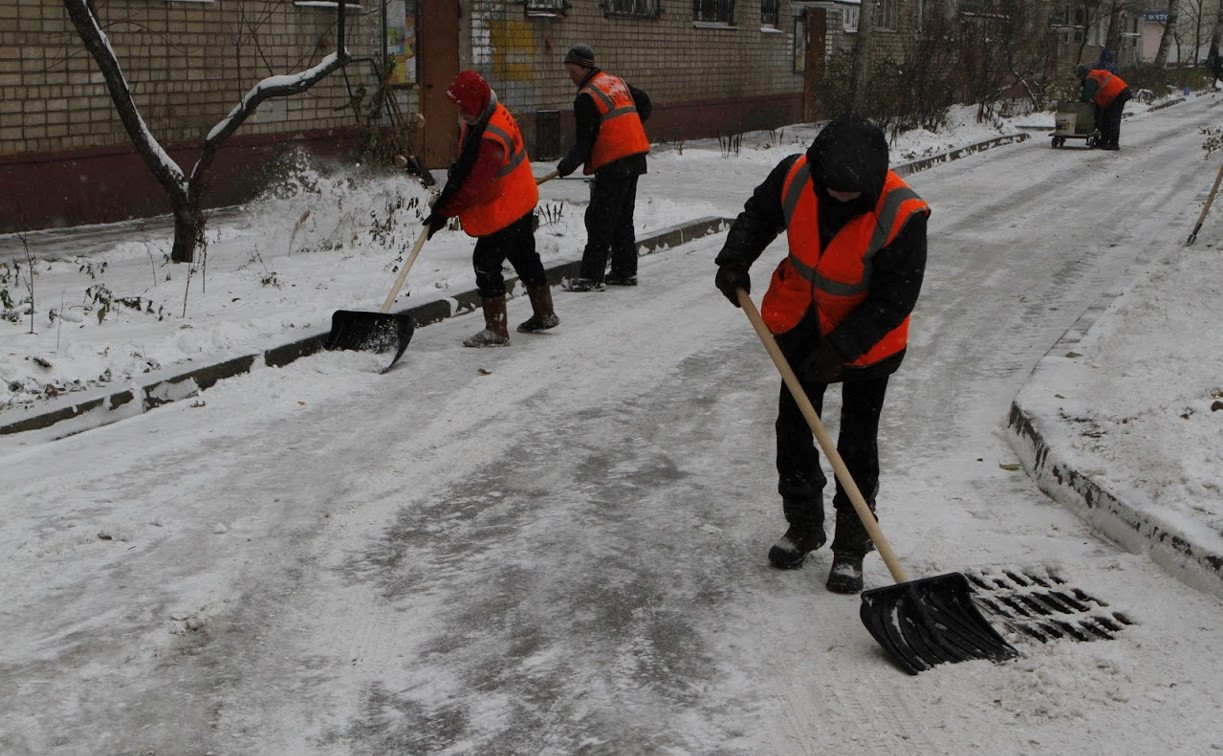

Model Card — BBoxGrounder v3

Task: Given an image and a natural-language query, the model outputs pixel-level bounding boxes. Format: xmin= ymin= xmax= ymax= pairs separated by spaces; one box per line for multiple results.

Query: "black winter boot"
xmin=516 ymin=285 xmax=560 ymax=333
xmin=463 ymin=295 xmax=510 ymax=347
xmin=767 ymin=499 xmax=826 ymax=569
xmin=826 ymin=553 xmax=864 ymax=594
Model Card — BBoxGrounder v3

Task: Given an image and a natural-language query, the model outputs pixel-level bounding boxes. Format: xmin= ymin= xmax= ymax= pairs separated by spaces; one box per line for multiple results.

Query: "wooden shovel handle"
xmin=380 ymin=228 xmax=429 ymax=313
xmin=536 ymin=169 xmax=560 ymax=185
xmin=1188 ymin=158 xmax=1223 ymax=245
xmin=737 ymin=289 xmax=910 ymax=584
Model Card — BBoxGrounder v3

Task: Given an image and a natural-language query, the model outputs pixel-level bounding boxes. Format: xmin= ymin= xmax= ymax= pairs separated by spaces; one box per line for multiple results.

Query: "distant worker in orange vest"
xmin=424 ymin=70 xmax=559 ymax=347
xmin=555 ymin=44 xmax=652 ymax=291
xmin=1075 ymin=63 xmax=1132 ymax=151
xmin=713 ymin=114 xmax=930 ymax=594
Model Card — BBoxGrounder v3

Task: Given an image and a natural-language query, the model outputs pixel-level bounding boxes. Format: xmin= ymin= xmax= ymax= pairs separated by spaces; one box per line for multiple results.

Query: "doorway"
xmin=418 ymin=0 xmax=460 ymax=168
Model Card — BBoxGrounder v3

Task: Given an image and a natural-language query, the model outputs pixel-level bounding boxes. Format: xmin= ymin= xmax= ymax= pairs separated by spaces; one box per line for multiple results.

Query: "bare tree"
xmin=1155 ymin=0 xmax=1180 ymax=67
xmin=62 ymin=1 xmax=352 ymax=263
xmin=956 ymin=1 xmax=1056 ymax=121
xmin=1207 ymin=0 xmax=1223 ymax=80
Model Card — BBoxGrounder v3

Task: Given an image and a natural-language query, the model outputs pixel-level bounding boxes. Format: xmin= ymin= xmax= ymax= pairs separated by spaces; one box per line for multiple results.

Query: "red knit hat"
xmin=446 ymin=70 xmax=491 ymax=118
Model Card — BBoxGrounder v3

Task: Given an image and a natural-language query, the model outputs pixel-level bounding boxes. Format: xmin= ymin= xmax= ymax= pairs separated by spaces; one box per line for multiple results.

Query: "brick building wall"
xmin=2 ymin=0 xmax=818 ymax=232
xmin=464 ymin=0 xmax=805 ymax=158
xmin=1 ymin=1 xmax=382 ymax=231
xmin=1 ymin=1 xmax=380 ymax=156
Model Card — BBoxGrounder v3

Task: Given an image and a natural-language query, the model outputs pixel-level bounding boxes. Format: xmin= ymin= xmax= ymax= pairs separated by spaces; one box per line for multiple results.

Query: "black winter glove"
xmin=801 ymin=339 xmax=843 ymax=384
xmin=423 ymin=212 xmax=447 ymax=239
xmin=555 ymin=159 xmax=577 ymax=178
xmin=715 ymin=263 xmax=751 ymax=307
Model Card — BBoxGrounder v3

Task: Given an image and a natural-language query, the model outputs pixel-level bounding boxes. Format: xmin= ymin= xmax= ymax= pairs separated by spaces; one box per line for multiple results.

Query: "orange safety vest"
xmin=1087 ymin=69 xmax=1128 ymax=108
xmin=457 ymin=103 xmax=539 ymax=237
xmin=580 ymin=72 xmax=650 ymax=174
xmin=760 ymin=156 xmax=930 ymax=368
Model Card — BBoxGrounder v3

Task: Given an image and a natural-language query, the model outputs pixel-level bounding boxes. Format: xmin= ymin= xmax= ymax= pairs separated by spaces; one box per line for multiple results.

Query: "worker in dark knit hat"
xmin=555 ymin=44 xmax=652 ymax=291
xmin=563 ymin=43 xmax=596 ymax=69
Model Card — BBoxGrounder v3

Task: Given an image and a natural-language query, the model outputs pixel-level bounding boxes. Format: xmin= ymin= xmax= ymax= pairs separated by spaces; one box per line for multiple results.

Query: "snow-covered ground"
xmin=2 ymin=96 xmax=1222 ymax=753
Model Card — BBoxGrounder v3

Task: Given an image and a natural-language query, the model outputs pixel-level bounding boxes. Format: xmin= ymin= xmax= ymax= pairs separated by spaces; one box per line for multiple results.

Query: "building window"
xmin=793 ymin=14 xmax=806 ymax=72
xmin=761 ymin=0 xmax=779 ymax=27
xmin=875 ymin=0 xmax=898 ymax=30
xmin=525 ymin=0 xmax=567 ymax=18
xmin=842 ymin=5 xmax=858 ymax=31
xmin=293 ymin=1 xmax=364 ymax=9
xmin=694 ymin=0 xmax=734 ymax=24
xmin=605 ymin=0 xmax=661 ymax=17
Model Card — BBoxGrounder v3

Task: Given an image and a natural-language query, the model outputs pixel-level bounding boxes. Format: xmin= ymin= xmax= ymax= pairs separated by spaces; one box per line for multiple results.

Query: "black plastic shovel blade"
xmin=859 ymin=572 xmax=1018 ymax=675
xmin=326 ymin=310 xmax=415 ymax=373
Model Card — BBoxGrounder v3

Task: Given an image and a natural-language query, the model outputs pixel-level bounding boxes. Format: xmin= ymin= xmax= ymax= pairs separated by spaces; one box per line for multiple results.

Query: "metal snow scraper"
xmin=326 ymin=228 xmax=428 ymax=373
xmin=736 ymin=289 xmax=1018 ymax=675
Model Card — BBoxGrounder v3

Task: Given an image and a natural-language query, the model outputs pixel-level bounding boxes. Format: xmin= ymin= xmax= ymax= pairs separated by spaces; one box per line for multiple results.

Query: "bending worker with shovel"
xmin=424 ymin=70 xmax=559 ymax=347
xmin=714 ymin=113 xmax=929 ymax=594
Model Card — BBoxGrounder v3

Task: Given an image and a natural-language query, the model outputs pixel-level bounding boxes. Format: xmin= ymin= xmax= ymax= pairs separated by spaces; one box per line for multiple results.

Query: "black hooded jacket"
xmin=715 ymin=114 xmax=927 ymax=379
xmin=557 ymin=67 xmax=652 ymax=177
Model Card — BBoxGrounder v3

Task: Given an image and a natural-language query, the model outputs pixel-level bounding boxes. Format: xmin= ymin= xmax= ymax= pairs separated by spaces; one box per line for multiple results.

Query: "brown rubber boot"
xmin=516 ymin=285 xmax=560 ymax=333
xmin=463 ymin=295 xmax=510 ymax=347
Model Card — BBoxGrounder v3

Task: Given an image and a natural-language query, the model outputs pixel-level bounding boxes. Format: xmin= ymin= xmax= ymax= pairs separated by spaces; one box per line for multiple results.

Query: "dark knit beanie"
xmin=564 ymin=44 xmax=596 ymax=68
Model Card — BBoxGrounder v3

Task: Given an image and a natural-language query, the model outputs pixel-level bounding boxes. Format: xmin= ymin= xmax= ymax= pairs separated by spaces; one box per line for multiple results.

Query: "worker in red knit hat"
xmin=423 ymin=70 xmax=559 ymax=347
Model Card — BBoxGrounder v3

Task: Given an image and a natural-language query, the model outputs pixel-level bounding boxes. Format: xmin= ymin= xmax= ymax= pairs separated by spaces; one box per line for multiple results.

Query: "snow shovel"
xmin=326 ymin=227 xmax=428 ymax=373
xmin=1186 ymin=157 xmax=1223 ymax=245
xmin=736 ymin=289 xmax=1018 ymax=675
xmin=536 ymin=169 xmax=560 ymax=185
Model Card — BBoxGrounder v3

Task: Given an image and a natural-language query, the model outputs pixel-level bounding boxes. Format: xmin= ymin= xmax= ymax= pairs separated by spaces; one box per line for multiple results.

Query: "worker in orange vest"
xmin=713 ymin=114 xmax=930 ymax=594
xmin=1075 ymin=64 xmax=1132 ymax=151
xmin=424 ymin=70 xmax=559 ymax=347
xmin=555 ymin=44 xmax=651 ymax=291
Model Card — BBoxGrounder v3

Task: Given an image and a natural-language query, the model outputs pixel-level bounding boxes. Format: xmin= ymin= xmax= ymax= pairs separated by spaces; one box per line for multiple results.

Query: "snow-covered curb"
xmin=0 ymin=132 xmax=1034 ymax=442
xmin=1008 ymin=399 xmax=1223 ymax=600
xmin=0 ymin=216 xmax=731 ymax=441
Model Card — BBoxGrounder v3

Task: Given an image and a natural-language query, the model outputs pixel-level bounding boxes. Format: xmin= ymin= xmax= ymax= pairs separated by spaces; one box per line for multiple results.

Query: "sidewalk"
xmin=1005 ymin=206 xmax=1223 ymax=600
xmin=0 ymin=131 xmax=1029 ymax=441
xmin=6 ymin=122 xmax=1221 ymax=605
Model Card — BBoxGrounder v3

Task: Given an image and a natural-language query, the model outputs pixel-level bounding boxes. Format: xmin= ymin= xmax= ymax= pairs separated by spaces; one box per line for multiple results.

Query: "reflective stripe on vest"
xmin=457 ymin=103 xmax=539 ymax=238
xmin=1088 ymin=69 xmax=1127 ymax=108
xmin=778 ymin=163 xmax=924 ymax=298
xmin=580 ymin=72 xmax=650 ymax=174
xmin=485 ymin=121 xmax=529 ymax=178
xmin=761 ymin=156 xmax=929 ymax=366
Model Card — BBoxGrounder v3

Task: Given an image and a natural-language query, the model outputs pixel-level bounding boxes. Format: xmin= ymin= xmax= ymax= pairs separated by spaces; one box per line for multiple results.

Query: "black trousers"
xmin=579 ymin=172 xmax=639 ymax=282
xmin=1097 ymin=92 xmax=1130 ymax=148
xmin=473 ymin=212 xmax=547 ymax=299
xmin=774 ymin=370 xmax=890 ymax=558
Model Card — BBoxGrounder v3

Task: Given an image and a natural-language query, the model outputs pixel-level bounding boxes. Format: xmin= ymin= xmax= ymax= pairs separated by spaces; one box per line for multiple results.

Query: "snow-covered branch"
xmin=204 ymin=53 xmax=349 ymax=148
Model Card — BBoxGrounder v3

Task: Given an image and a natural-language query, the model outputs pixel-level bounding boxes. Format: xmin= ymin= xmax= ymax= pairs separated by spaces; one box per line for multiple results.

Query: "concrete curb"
xmin=1007 ymin=401 xmax=1223 ymax=600
xmin=1003 ymin=172 xmax=1223 ymax=598
xmin=1 ymin=132 xmax=1030 ymax=441
xmin=0 ymin=216 xmax=732 ymax=440
xmin=892 ymin=132 xmax=1029 ymax=177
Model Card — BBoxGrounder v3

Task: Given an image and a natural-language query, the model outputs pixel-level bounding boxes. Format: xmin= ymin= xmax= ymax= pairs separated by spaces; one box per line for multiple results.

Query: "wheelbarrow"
xmin=1051 ymin=101 xmax=1098 ymax=149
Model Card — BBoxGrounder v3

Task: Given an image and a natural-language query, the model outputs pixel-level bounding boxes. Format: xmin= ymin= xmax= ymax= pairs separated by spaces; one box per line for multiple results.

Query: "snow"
xmin=208 ymin=53 xmax=342 ymax=143
xmin=3 ymin=95 xmax=1223 ymax=753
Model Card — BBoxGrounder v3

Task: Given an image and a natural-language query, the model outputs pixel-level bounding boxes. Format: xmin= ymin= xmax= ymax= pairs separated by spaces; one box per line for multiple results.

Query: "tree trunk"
xmin=65 ymin=0 xmax=350 ymax=264
xmin=1104 ymin=1 xmax=1123 ymax=51
xmin=1154 ymin=0 xmax=1178 ymax=68
xmin=170 ymin=198 xmax=204 ymax=264
xmin=849 ymin=0 xmax=878 ymax=112
xmin=1210 ymin=0 xmax=1223 ymax=80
